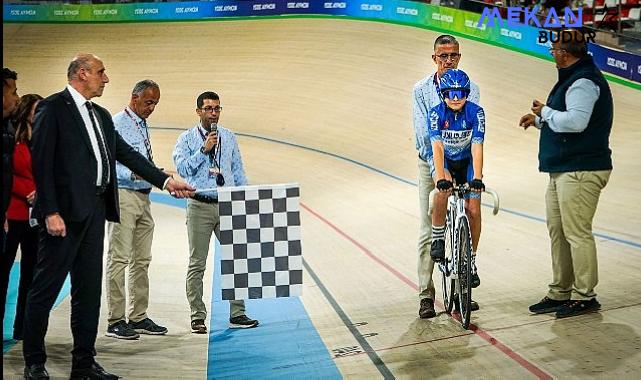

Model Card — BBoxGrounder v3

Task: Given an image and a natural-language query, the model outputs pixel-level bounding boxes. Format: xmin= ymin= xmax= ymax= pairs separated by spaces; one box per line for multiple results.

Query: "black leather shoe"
xmin=24 ymin=364 xmax=50 ymax=379
xmin=555 ymin=298 xmax=601 ymax=319
xmin=70 ymin=362 xmax=119 ymax=379
xmin=529 ymin=296 xmax=567 ymax=314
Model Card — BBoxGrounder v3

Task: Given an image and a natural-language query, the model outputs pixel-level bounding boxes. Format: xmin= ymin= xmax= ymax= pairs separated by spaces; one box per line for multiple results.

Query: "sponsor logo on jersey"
xmin=429 ymin=111 xmax=439 ymax=131
xmin=477 ymin=109 xmax=485 ymax=133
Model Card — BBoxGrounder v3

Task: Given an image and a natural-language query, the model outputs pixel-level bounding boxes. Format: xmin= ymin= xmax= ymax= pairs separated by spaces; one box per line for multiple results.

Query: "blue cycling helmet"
xmin=440 ymin=69 xmax=471 ymax=100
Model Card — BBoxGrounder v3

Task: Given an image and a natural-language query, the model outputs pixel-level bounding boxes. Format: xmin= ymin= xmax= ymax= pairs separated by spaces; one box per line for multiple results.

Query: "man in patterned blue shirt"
xmin=413 ymin=35 xmax=480 ymax=319
xmin=106 ymin=80 xmax=168 ymax=340
xmin=173 ymin=91 xmax=259 ymax=333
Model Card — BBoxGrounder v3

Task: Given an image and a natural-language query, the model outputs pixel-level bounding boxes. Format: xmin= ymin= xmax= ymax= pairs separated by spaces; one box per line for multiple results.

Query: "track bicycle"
xmin=428 ymin=184 xmax=499 ymax=329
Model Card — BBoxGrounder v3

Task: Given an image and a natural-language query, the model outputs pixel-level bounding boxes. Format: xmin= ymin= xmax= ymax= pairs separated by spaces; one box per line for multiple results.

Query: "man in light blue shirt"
xmin=413 ymin=35 xmax=480 ymax=319
xmin=106 ymin=80 xmax=168 ymax=340
xmin=526 ymin=78 xmax=600 ymax=133
xmin=173 ymin=91 xmax=258 ymax=332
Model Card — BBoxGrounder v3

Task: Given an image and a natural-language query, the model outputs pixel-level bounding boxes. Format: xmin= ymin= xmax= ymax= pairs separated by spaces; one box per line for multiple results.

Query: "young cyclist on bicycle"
xmin=427 ymin=69 xmax=485 ymax=288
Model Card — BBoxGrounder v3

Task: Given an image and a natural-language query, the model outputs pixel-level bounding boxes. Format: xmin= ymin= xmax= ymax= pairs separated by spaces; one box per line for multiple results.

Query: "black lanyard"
xmin=433 ymin=73 xmax=444 ymax=103
xmin=197 ymin=126 xmax=222 ymax=171
xmin=124 ymin=108 xmax=153 ymax=162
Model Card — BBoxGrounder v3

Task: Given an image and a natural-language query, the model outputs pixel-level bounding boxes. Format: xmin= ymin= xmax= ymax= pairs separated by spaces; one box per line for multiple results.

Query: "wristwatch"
xmin=200 ymin=146 xmax=207 ymax=154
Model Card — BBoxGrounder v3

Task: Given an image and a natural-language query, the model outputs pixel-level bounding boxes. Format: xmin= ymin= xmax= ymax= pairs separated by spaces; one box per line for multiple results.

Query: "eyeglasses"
xmin=435 ymin=53 xmax=461 ymax=61
xmin=200 ymin=106 xmax=223 ymax=113
xmin=548 ymin=47 xmax=566 ymax=55
xmin=442 ymin=89 xmax=469 ymax=100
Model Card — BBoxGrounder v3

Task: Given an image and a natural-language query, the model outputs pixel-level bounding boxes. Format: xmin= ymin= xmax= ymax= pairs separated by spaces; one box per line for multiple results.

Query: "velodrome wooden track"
xmin=3 ymin=18 xmax=641 ymax=379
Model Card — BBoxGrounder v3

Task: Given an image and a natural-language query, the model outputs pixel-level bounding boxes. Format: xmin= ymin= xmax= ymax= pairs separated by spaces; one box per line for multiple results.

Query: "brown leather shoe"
xmin=191 ymin=319 xmax=207 ymax=334
xmin=419 ymin=298 xmax=436 ymax=319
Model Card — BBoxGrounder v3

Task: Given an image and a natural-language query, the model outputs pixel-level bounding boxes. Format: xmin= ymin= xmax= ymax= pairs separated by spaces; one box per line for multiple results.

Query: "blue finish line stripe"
xmin=3 ymin=268 xmax=70 ymax=353
xmin=149 ymin=194 xmax=341 ymax=379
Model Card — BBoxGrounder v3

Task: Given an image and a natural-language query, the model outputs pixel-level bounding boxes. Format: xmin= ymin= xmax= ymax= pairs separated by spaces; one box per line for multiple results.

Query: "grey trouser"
xmin=418 ymin=158 xmax=436 ymax=300
xmin=186 ymin=199 xmax=245 ymax=321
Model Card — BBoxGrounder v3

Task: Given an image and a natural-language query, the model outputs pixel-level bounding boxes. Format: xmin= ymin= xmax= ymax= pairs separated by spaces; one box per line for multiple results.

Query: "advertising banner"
xmin=3 ymin=0 xmax=639 ymax=85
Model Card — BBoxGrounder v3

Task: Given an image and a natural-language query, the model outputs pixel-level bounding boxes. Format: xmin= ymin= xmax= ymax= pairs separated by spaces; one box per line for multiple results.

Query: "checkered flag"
xmin=218 ymin=183 xmax=302 ymax=300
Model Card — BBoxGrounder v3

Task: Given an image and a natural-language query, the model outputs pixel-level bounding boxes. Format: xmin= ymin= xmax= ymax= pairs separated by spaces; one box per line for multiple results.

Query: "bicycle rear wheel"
xmin=456 ymin=218 xmax=473 ymax=329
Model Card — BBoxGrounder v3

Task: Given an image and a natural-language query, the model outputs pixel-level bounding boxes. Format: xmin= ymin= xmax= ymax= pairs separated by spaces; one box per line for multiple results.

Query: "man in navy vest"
xmin=519 ymin=29 xmax=613 ymax=319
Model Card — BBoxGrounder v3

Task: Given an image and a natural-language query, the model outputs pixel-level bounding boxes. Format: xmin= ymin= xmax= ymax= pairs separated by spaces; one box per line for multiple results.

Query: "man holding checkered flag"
xmin=173 ymin=91 xmax=259 ymax=333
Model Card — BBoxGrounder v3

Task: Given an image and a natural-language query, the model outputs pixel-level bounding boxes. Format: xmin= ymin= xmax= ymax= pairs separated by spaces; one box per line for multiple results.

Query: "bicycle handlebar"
xmin=484 ymin=188 xmax=500 ymax=215
xmin=427 ymin=185 xmax=500 ymax=216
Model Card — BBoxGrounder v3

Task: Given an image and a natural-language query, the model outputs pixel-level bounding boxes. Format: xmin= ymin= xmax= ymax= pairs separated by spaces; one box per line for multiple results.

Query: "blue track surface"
xmin=3 ymin=265 xmax=70 ymax=353
xmin=151 ymin=193 xmax=342 ymax=379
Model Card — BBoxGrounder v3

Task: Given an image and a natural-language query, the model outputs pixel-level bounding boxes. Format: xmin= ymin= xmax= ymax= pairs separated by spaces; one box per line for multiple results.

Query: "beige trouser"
xmin=106 ymin=189 xmax=155 ymax=325
xmin=186 ymin=199 xmax=245 ymax=321
xmin=418 ymin=158 xmax=436 ymax=300
xmin=545 ymin=170 xmax=611 ymax=301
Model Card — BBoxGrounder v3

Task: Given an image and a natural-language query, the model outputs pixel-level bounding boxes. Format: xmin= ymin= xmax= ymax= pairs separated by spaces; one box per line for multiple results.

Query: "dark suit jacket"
xmin=31 ymin=88 xmax=168 ymax=223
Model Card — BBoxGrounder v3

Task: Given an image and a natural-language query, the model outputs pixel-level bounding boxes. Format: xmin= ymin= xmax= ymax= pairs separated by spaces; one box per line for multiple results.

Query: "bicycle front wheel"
xmin=442 ymin=216 xmax=455 ymax=313
xmin=456 ymin=218 xmax=473 ymax=329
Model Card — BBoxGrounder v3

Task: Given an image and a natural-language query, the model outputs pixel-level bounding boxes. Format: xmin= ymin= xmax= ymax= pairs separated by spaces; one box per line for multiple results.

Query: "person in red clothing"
xmin=1 ymin=93 xmax=42 ymax=340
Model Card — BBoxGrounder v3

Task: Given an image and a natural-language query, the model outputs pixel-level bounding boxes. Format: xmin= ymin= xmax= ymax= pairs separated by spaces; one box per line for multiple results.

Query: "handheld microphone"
xmin=209 ymin=123 xmax=218 ymax=155
xmin=210 ymin=123 xmax=218 ymax=147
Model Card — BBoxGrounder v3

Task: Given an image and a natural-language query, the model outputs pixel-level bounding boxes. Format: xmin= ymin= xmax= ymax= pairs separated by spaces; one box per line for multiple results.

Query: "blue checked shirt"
xmin=113 ymin=107 xmax=154 ymax=191
xmin=172 ymin=123 xmax=248 ymax=198
xmin=413 ymin=72 xmax=480 ymax=161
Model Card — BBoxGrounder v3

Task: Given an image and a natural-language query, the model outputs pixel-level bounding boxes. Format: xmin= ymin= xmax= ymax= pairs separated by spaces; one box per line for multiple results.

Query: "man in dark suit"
xmin=3 ymin=68 xmax=20 ymax=227
xmin=2 ymin=68 xmax=20 ymax=321
xmin=22 ymin=53 xmax=193 ymax=380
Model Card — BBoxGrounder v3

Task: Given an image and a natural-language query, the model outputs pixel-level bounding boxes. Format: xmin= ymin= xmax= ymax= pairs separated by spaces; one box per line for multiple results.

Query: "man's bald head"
xmin=556 ymin=30 xmax=588 ymax=59
xmin=66 ymin=53 xmax=109 ymax=99
xmin=549 ymin=30 xmax=589 ymax=69
xmin=67 ymin=53 xmax=102 ymax=81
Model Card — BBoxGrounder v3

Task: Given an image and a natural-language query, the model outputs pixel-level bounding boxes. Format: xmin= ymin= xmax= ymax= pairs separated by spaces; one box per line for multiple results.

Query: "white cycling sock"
xmin=432 ymin=225 xmax=445 ymax=240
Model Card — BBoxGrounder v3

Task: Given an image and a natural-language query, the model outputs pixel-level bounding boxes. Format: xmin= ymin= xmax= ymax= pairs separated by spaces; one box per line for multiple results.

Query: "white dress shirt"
xmin=66 ymin=84 xmax=110 ymax=186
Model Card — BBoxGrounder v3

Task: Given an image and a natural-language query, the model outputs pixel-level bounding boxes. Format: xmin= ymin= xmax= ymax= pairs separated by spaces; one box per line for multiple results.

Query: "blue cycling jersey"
xmin=428 ymin=101 xmax=485 ymax=161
